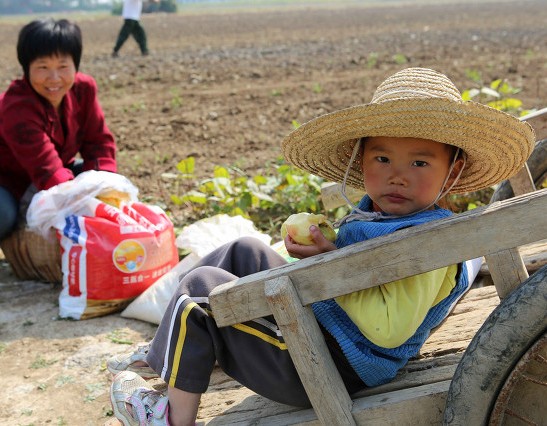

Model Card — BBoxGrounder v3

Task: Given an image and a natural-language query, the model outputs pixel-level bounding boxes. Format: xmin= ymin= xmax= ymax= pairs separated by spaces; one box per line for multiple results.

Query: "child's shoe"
xmin=111 ymin=371 xmax=169 ymax=426
xmin=107 ymin=343 xmax=159 ymax=379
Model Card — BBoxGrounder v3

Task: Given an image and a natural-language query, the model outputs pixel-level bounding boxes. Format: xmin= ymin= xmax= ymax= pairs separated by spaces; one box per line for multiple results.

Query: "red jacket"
xmin=0 ymin=72 xmax=116 ymax=200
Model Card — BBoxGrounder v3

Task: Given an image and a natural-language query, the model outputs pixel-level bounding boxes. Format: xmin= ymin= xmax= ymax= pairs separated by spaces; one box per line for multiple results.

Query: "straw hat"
xmin=282 ymin=67 xmax=535 ymax=193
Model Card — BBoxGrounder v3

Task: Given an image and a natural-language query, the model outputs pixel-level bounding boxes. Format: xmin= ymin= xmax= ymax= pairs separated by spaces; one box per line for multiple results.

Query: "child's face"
xmin=29 ymin=53 xmax=76 ymax=111
xmin=361 ymin=136 xmax=462 ymax=215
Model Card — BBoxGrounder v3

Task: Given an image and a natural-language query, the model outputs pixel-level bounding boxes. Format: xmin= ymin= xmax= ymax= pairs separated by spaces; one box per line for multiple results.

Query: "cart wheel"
xmin=490 ymin=138 xmax=547 ymax=202
xmin=489 ymin=333 xmax=546 ymax=425
xmin=443 ymin=265 xmax=547 ymax=425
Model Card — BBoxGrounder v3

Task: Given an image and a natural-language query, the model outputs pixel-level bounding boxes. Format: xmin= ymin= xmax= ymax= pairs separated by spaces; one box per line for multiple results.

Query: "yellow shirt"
xmin=335 ymin=265 xmax=458 ymax=348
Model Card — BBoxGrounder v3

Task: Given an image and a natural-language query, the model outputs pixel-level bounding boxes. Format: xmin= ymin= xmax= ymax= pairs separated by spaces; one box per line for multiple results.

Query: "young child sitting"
xmin=108 ymin=67 xmax=534 ymax=426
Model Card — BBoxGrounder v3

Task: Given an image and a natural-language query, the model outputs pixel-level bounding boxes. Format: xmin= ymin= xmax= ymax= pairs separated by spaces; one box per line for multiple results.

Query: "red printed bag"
xmin=58 ymin=199 xmax=178 ymax=319
xmin=26 ymin=172 xmax=179 ymax=319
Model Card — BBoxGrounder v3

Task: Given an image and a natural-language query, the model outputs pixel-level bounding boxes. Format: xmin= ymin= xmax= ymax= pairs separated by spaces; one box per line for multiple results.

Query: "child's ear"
xmin=445 ymin=157 xmax=465 ymax=189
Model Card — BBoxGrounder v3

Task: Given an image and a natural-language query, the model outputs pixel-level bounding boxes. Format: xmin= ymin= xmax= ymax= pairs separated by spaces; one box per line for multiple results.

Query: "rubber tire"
xmin=490 ymin=138 xmax=547 ymax=202
xmin=443 ymin=264 xmax=547 ymax=425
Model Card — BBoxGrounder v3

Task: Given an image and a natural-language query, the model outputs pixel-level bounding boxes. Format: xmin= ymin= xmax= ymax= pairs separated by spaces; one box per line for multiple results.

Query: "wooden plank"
xmin=479 ymin=240 xmax=547 ymax=276
xmin=354 ymin=362 xmax=457 ymax=399
xmin=198 ymin=377 xmax=453 ymax=425
xmin=522 ymin=106 xmax=547 ymax=141
xmin=243 ymin=380 xmax=451 ymax=425
xmin=486 ymin=105 xmax=537 ymax=299
xmin=420 ymin=285 xmax=499 ymax=357
xmin=265 ymin=276 xmax=356 ymax=425
xmin=485 ymin=248 xmax=529 ymax=299
xmin=351 ymin=380 xmax=451 ymax=425
xmin=210 ymin=190 xmax=547 ymax=327
xmin=198 ymin=379 xmax=302 ymax=424
xmin=508 ymin=163 xmax=535 ymax=195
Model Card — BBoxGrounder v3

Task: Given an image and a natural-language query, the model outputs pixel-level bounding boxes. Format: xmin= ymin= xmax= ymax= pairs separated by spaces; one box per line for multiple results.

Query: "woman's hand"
xmin=285 ymin=225 xmax=337 ymax=259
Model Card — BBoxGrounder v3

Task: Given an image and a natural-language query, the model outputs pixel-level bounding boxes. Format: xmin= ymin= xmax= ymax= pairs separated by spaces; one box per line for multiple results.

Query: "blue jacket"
xmin=312 ymin=196 xmax=471 ymax=386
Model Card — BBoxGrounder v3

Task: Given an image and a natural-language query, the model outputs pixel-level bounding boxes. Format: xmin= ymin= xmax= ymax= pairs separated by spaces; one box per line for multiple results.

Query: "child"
xmin=108 ymin=68 xmax=534 ymax=426
xmin=0 ymin=18 xmax=117 ymax=240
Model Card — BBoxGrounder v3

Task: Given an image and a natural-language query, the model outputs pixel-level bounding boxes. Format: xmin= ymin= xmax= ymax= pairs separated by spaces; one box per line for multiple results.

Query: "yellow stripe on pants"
xmin=169 ymin=301 xmax=198 ymax=387
xmin=232 ymin=323 xmax=288 ymax=350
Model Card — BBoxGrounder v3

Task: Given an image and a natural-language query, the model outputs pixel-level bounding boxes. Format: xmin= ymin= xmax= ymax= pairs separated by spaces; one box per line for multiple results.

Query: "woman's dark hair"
xmin=17 ymin=18 xmax=82 ymax=78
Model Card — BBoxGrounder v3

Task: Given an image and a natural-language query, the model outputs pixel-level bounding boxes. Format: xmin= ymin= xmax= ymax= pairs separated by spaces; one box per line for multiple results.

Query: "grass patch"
xmin=30 ymin=356 xmax=57 ymax=369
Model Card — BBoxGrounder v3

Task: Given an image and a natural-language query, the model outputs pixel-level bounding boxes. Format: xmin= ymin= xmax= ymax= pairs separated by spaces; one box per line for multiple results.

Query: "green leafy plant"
xmin=446 ymin=188 xmax=494 ymax=212
xmin=392 ymin=53 xmax=408 ymax=65
xmin=457 ymin=73 xmax=538 ymax=210
xmin=168 ymin=157 xmax=347 ymax=237
xmin=170 ymin=88 xmax=183 ymax=108
xmin=84 ymin=383 xmax=104 ymax=402
xmin=462 ymin=70 xmax=534 ymax=117
xmin=464 ymin=68 xmax=482 ymax=84
xmin=56 ymin=375 xmax=75 ymax=387
xmin=107 ymin=329 xmax=134 ymax=345
xmin=366 ymin=52 xmax=379 ymax=69
xmin=31 ymin=356 xmax=57 ymax=369
xmin=127 ymin=101 xmax=146 ymax=113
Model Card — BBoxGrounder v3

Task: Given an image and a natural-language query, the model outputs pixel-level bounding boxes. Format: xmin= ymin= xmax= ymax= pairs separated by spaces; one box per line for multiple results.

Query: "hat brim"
xmin=282 ymin=98 xmax=535 ymax=193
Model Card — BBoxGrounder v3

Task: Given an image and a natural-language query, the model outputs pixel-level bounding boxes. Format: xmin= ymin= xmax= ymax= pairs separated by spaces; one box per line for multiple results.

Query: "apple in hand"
xmin=281 ymin=213 xmax=336 ymax=245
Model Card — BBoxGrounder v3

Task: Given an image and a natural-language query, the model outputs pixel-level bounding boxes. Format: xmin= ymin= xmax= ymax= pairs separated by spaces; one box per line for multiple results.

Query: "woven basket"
xmin=0 ymin=227 xmax=62 ymax=283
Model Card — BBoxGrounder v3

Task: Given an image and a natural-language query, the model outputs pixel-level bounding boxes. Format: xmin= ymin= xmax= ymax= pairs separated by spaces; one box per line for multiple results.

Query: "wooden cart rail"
xmin=209 ymin=188 xmax=547 ymax=425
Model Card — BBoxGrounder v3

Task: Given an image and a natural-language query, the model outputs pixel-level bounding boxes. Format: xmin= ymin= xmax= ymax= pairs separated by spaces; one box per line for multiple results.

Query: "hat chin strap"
xmin=335 ymin=141 xmax=466 ymax=227
xmin=428 ymin=149 xmax=466 ymax=208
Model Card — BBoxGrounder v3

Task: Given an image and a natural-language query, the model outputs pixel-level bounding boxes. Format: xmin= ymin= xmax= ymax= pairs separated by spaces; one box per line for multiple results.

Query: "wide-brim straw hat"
xmin=282 ymin=67 xmax=535 ymax=193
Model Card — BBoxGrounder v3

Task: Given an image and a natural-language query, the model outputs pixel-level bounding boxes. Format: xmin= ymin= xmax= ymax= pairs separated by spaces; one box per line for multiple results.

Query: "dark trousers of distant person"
xmin=112 ymin=19 xmax=148 ymax=56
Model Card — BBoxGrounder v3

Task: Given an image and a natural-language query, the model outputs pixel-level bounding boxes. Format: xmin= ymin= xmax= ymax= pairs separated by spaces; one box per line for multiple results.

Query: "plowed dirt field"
xmin=0 ymin=1 xmax=546 ymax=425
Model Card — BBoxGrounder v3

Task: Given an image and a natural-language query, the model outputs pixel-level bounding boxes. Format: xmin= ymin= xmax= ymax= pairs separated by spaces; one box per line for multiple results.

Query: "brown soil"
xmin=0 ymin=1 xmax=546 ymax=425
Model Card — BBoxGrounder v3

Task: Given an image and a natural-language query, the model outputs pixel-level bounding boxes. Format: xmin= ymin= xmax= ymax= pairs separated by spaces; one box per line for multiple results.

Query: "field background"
xmin=0 ymin=1 xmax=546 ymax=425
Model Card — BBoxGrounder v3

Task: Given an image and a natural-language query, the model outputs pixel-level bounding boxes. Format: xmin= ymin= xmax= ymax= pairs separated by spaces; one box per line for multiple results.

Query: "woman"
xmin=0 ymin=18 xmax=117 ymax=240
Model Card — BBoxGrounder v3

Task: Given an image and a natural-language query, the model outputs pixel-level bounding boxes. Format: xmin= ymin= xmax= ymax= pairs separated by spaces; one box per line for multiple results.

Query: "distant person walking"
xmin=112 ymin=0 xmax=157 ymax=57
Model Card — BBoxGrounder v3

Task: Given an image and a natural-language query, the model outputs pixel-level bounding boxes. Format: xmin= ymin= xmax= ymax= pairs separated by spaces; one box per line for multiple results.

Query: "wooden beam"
xmin=485 ymin=248 xmax=529 ymax=299
xmin=265 ymin=276 xmax=356 ymax=425
xmin=508 ymin=163 xmax=535 ymax=195
xmin=250 ymin=380 xmax=452 ymax=425
xmin=521 ymin=106 xmax=547 ymax=141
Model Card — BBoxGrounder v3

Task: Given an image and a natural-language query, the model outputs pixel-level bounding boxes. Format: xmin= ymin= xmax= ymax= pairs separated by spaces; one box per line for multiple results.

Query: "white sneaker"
xmin=111 ymin=371 xmax=169 ymax=426
xmin=107 ymin=343 xmax=159 ymax=379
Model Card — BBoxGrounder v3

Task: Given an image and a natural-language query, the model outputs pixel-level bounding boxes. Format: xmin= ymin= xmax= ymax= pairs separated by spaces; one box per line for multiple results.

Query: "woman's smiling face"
xmin=28 ymin=53 xmax=75 ymax=110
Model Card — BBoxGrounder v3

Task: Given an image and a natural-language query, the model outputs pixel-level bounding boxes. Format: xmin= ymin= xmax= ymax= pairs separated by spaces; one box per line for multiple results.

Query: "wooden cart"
xmin=203 ymin=109 xmax=547 ymax=425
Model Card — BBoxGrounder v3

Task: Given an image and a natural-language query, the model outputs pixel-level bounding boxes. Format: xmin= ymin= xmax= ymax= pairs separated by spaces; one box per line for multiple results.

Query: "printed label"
xmin=112 ymin=239 xmax=146 ymax=273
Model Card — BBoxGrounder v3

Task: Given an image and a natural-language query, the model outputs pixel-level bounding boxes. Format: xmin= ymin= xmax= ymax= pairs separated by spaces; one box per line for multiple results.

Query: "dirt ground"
xmin=0 ymin=1 xmax=546 ymax=425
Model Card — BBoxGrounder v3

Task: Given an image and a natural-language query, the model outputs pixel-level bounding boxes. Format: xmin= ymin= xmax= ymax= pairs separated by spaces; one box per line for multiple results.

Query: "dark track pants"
xmin=146 ymin=237 xmax=364 ymax=407
xmin=113 ymin=19 xmax=148 ymax=54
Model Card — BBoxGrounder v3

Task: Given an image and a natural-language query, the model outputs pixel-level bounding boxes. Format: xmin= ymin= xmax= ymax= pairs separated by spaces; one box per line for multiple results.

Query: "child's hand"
xmin=285 ymin=225 xmax=337 ymax=259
